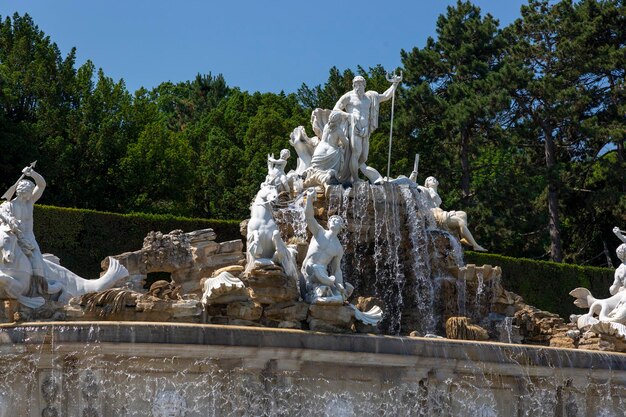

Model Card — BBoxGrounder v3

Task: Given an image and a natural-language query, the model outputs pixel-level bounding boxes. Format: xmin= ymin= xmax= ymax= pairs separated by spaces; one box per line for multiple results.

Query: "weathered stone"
xmin=187 ymin=228 xmax=217 ymax=243
xmin=148 ymin=280 xmax=181 ymax=300
xmin=247 ymin=287 xmax=298 ymax=305
xmin=218 ymin=240 xmax=244 ymax=254
xmin=226 ymin=318 xmax=264 ymax=327
xmin=108 ymin=228 xmax=245 ymax=296
xmin=308 ymin=304 xmax=354 ymax=325
xmin=241 ymin=267 xmax=299 ymax=304
xmin=277 ymin=320 xmax=302 ymax=329
xmin=549 ymin=336 xmax=576 ymax=349
xmin=514 ymin=304 xmax=564 ymax=344
xmin=355 ymin=321 xmax=379 ymax=334
xmin=241 ymin=268 xmax=293 ymax=288
xmin=226 ymin=301 xmax=262 ymax=321
xmin=307 ymin=318 xmax=353 ymax=333
xmin=133 ymin=297 xmax=202 ymax=321
xmin=445 ymin=317 xmax=489 ymax=341
xmin=212 ymin=265 xmax=245 ymax=277
xmin=263 ymin=301 xmax=309 ymax=322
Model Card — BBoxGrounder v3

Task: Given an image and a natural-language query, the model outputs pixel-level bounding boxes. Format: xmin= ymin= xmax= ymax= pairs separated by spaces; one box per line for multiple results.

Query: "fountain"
xmin=1 ymin=75 xmax=626 ymax=416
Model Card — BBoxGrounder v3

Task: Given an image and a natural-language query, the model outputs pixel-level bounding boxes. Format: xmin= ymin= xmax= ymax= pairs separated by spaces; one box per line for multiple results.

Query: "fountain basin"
xmin=1 ymin=322 xmax=625 ymax=416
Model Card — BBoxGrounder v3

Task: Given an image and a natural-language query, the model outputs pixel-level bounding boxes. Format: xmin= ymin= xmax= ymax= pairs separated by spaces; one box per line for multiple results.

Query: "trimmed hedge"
xmin=465 ymin=251 xmax=614 ymax=319
xmin=33 ymin=205 xmax=242 ymax=279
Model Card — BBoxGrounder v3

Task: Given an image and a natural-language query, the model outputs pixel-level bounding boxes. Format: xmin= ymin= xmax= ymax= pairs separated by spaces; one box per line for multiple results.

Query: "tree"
xmin=119 ymin=120 xmax=195 ymax=215
xmin=400 ymin=1 xmax=508 ymax=203
xmin=502 ymin=0 xmax=619 ymax=262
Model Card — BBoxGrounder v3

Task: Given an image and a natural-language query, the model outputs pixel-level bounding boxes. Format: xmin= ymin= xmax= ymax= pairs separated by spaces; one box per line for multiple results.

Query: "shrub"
xmin=34 ymin=205 xmax=242 ymax=278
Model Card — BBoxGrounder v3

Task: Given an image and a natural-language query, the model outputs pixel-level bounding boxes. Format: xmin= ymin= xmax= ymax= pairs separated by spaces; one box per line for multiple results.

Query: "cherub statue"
xmin=264 ymin=149 xmax=291 ymax=194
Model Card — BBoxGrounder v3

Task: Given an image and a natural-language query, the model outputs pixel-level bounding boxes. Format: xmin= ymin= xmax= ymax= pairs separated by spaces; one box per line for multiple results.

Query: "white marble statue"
xmin=0 ymin=223 xmax=129 ymax=307
xmin=570 ymin=228 xmax=626 ymax=333
xmin=0 ymin=165 xmax=129 ymax=308
xmin=289 ymin=109 xmax=331 ymax=176
xmin=332 ymin=75 xmax=400 ymax=185
xmin=246 ymin=183 xmax=298 ymax=280
xmin=1 ymin=163 xmax=47 ymax=284
xmin=201 ymin=271 xmax=248 ymax=306
xmin=264 ymin=149 xmax=291 ymax=194
xmin=301 ymin=188 xmax=353 ymax=304
xmin=419 ymin=176 xmax=487 ymax=252
xmin=303 ymin=111 xmax=350 ymax=187
xmin=152 ymin=390 xmax=186 ymax=417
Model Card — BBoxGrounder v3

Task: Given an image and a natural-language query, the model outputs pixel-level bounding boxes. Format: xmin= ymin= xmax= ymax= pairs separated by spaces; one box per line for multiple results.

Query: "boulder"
xmin=226 ymin=301 xmax=262 ymax=321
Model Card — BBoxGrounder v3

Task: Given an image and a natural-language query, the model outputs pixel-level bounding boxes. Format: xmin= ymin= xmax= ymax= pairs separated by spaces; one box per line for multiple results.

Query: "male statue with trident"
xmin=0 ymin=162 xmax=48 ymax=289
xmin=333 ymin=74 xmax=401 ymax=185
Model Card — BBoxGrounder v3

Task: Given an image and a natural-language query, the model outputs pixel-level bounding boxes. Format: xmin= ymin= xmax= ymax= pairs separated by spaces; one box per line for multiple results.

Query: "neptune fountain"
xmin=0 ymin=75 xmax=625 ymax=416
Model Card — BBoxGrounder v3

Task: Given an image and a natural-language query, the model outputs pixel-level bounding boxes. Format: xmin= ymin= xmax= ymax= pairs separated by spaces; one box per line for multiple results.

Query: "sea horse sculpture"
xmin=0 ymin=224 xmax=128 ymax=307
xmin=0 ymin=164 xmax=129 ymax=308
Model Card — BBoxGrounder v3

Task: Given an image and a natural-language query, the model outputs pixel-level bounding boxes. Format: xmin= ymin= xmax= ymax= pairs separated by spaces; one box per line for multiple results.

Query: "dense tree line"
xmin=0 ymin=0 xmax=624 ymax=267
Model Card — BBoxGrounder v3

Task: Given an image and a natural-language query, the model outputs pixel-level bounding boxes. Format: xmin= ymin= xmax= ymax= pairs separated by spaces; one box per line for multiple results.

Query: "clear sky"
xmin=1 ymin=0 xmax=528 ymax=94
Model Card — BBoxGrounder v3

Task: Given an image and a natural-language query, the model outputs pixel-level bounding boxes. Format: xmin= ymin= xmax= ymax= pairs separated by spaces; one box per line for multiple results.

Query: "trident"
xmin=386 ymin=71 xmax=402 ymax=181
xmin=2 ymin=161 xmax=37 ymax=201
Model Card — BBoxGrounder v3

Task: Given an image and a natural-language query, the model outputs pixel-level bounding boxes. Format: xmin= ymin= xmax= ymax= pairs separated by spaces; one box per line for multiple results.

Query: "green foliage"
xmin=1 ymin=7 xmax=625 ymax=270
xmin=33 ymin=205 xmax=241 ymax=279
xmin=465 ymin=251 xmax=614 ymax=318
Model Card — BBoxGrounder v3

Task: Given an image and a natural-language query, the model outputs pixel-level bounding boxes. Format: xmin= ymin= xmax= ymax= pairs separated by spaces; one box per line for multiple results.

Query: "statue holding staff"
xmin=333 ymin=75 xmax=400 ymax=185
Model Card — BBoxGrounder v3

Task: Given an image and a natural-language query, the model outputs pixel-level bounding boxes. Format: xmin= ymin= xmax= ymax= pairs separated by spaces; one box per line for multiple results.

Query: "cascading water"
xmin=2 ymin=322 xmax=626 ymax=416
xmin=322 ymin=182 xmax=475 ymax=335
xmin=399 ymin=186 xmax=436 ymax=335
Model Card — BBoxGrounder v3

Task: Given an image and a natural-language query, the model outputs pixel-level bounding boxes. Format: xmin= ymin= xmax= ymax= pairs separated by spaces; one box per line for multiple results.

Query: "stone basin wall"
xmin=0 ymin=322 xmax=625 ymax=416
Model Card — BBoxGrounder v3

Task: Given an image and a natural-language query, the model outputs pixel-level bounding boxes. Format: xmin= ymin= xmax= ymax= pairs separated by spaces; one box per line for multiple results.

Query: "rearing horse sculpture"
xmin=0 ymin=225 xmax=129 ymax=308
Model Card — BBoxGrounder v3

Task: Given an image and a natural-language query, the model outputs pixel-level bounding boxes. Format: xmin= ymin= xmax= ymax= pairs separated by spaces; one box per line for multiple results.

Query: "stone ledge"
xmin=0 ymin=321 xmax=625 ymax=372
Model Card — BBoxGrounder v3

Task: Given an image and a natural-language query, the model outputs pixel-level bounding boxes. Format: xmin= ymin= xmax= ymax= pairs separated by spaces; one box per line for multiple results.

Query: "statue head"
xmin=617 ymin=244 xmax=626 ymax=263
xmin=280 ymin=148 xmax=290 ymax=160
xmin=152 ymin=390 xmax=186 ymax=417
xmin=328 ymin=215 xmax=344 ymax=233
xmin=352 ymin=76 xmax=366 ymax=95
xmin=424 ymin=176 xmax=439 ymax=189
xmin=15 ymin=179 xmax=34 ymax=197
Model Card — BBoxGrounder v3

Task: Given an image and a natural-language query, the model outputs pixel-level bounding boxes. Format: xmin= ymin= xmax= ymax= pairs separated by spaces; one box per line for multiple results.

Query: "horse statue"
xmin=288 ymin=109 xmax=332 ymax=176
xmin=0 ymin=224 xmax=129 ymax=308
xmin=246 ymin=183 xmax=298 ymax=280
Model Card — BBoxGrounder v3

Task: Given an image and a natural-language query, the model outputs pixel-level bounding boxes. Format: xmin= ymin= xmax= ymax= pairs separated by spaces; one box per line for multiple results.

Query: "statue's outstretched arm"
xmin=304 ymin=189 xmax=322 ymax=235
xmin=379 ymin=81 xmax=400 ymax=102
xmin=27 ymin=169 xmax=46 ymax=202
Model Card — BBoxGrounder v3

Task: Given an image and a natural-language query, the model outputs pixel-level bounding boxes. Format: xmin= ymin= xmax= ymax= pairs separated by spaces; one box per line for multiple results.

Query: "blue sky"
xmin=1 ymin=0 xmax=528 ymax=94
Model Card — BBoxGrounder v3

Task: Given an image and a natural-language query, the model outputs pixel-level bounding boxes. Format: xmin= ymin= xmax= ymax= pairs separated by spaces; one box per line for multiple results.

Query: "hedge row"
xmin=33 ymin=205 xmax=242 ymax=279
xmin=465 ymin=251 xmax=615 ymax=318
